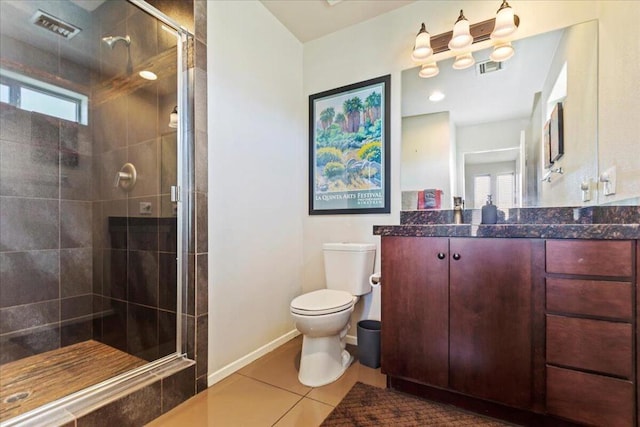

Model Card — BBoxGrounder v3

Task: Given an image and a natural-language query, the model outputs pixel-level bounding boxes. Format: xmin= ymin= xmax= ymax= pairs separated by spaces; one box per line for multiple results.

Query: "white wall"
xmin=456 ymin=118 xmax=528 ymax=201
xmin=302 ymin=0 xmax=638 ymax=329
xmin=538 ymin=20 xmax=598 ymax=207
xmin=402 ymin=112 xmax=452 ymax=207
xmin=206 ymin=0 xmax=640 ymax=381
xmin=597 ymin=2 xmax=640 ymax=203
xmin=207 ymin=1 xmax=304 ymax=378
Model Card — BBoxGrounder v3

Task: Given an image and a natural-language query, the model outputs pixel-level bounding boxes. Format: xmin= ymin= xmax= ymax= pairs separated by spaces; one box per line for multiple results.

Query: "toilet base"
xmin=298 ymin=327 xmax=353 ymax=387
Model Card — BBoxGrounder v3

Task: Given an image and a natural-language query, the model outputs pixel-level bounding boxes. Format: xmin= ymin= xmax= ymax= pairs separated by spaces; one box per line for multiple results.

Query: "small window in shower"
xmin=0 ymin=68 xmax=88 ymax=124
xmin=0 ymin=82 xmax=9 ymax=103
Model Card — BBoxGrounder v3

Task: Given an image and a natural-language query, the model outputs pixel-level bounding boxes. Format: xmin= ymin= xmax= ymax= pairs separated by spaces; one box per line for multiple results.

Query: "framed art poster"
xmin=308 ymin=75 xmax=390 ymax=215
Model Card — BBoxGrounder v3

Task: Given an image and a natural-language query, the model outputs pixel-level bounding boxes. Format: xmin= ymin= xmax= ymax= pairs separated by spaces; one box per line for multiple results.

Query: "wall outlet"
xmin=139 ymin=202 xmax=152 ymax=215
xmin=600 ymin=166 xmax=617 ymax=196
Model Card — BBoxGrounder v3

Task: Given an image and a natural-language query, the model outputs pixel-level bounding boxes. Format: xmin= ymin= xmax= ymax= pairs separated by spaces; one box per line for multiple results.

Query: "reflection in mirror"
xmin=401 ymin=20 xmax=598 ymax=210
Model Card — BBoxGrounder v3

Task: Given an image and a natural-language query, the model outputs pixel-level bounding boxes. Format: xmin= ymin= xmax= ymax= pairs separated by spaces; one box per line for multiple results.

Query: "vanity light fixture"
xmin=412 ymin=1 xmax=520 ymax=79
xmin=411 ymin=23 xmax=433 ymax=62
xmin=490 ymin=41 xmax=515 ymax=62
xmin=452 ymin=52 xmax=475 ymax=70
xmin=491 ymin=0 xmax=519 ymax=40
xmin=448 ymin=10 xmax=473 ymax=51
xmin=418 ymin=62 xmax=439 ymax=78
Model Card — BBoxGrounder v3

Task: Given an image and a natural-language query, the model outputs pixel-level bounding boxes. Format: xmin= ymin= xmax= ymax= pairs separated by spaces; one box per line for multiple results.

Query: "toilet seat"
xmin=290 ymin=289 xmax=354 ymax=316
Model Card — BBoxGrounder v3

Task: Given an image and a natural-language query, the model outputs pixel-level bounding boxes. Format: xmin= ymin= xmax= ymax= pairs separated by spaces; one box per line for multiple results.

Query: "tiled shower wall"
xmin=0 ymin=106 xmax=94 ymax=364
xmin=0 ymin=0 xmax=188 ymax=367
xmin=72 ymin=2 xmax=209 ymax=421
xmin=0 ymin=0 xmax=207 ymax=420
xmin=90 ymin=0 xmax=181 ymax=363
xmin=0 ymin=0 xmax=95 ymax=363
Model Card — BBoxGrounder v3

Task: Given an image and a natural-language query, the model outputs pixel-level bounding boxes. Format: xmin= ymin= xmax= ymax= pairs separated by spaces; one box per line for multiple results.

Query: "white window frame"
xmin=0 ymin=68 xmax=88 ymax=124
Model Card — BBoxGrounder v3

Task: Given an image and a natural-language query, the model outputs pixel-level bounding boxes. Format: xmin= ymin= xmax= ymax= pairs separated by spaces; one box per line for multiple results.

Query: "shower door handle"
xmin=114 ymin=163 xmax=137 ymax=191
xmin=171 ymin=185 xmax=180 ymax=202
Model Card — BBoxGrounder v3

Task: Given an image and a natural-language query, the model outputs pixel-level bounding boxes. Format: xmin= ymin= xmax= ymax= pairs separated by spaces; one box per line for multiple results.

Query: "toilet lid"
xmin=291 ymin=289 xmax=354 ymax=315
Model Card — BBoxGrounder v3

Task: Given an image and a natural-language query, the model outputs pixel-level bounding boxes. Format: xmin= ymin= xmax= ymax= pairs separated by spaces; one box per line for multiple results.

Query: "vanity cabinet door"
xmin=449 ymin=238 xmax=533 ymax=410
xmin=381 ymin=236 xmax=449 ymax=388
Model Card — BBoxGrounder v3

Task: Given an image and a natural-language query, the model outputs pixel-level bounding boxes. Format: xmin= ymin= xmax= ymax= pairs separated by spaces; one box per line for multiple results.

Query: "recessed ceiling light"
xmin=429 ymin=91 xmax=445 ymax=102
xmin=139 ymin=70 xmax=157 ymax=80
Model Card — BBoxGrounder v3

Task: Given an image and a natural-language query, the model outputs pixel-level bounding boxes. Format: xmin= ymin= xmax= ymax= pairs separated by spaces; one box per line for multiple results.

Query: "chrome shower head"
xmin=102 ymin=35 xmax=131 ymax=49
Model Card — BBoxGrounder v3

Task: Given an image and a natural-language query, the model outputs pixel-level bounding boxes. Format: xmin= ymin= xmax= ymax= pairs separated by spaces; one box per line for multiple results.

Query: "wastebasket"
xmin=357 ymin=319 xmax=381 ymax=368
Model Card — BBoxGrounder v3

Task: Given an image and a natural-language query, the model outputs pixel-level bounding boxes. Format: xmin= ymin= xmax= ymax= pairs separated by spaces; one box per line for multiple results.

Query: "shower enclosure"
xmin=0 ymin=0 xmax=192 ymax=423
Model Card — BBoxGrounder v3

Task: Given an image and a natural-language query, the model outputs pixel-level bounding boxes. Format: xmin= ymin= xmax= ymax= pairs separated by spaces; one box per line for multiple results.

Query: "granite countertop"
xmin=374 ymin=206 xmax=640 ymax=240
xmin=373 ymin=223 xmax=640 ymax=240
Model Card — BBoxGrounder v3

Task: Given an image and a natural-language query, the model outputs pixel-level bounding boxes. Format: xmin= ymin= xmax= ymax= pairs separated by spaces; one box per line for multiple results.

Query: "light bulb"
xmin=448 ymin=10 xmax=473 ymax=51
xmin=418 ymin=62 xmax=439 ymax=78
xmin=491 ymin=0 xmax=518 ymax=39
xmin=452 ymin=53 xmax=475 ymax=70
xmin=411 ymin=23 xmax=433 ymax=62
xmin=490 ymin=42 xmax=515 ymax=62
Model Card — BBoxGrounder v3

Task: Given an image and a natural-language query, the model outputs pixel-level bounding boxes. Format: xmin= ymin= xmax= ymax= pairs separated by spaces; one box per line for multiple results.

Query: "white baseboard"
xmin=345 ymin=334 xmax=357 ymax=346
xmin=207 ymin=330 xmax=300 ymax=387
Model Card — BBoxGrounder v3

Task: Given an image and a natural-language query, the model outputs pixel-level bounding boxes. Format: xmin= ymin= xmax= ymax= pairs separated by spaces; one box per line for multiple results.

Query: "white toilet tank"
xmin=323 ymin=243 xmax=376 ymax=296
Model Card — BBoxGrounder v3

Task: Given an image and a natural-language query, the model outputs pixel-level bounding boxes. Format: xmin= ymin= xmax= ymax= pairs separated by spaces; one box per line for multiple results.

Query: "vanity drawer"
xmin=546 ymin=315 xmax=632 ymax=378
xmin=546 ymin=278 xmax=632 ymax=320
xmin=546 ymin=240 xmax=633 ymax=277
xmin=547 ymin=366 xmax=634 ymax=427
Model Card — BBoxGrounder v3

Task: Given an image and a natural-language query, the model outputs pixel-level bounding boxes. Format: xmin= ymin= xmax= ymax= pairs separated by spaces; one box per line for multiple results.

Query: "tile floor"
xmin=148 ymin=335 xmax=386 ymax=427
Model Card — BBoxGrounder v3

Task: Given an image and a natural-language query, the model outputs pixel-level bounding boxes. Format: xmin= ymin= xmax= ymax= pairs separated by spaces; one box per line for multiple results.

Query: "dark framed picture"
xmin=308 ymin=75 xmax=390 ymax=215
xmin=543 ymin=119 xmax=553 ymax=169
xmin=549 ymin=102 xmax=564 ymax=162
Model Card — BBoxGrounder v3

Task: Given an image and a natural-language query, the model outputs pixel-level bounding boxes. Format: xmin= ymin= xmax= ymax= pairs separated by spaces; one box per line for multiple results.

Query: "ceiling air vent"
xmin=30 ymin=10 xmax=82 ymax=39
xmin=477 ymin=60 xmax=503 ymax=75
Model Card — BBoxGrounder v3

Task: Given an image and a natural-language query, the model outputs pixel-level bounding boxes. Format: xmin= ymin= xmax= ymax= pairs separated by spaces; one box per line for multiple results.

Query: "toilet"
xmin=290 ymin=242 xmax=376 ymax=387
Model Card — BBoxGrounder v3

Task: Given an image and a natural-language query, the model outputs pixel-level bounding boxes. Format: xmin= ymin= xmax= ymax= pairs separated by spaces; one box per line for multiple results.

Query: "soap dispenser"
xmin=481 ymin=195 xmax=498 ymax=224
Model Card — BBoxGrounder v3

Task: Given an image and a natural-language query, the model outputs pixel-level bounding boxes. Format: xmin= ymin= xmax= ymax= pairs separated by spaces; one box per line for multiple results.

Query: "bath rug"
xmin=321 ymin=382 xmax=512 ymax=426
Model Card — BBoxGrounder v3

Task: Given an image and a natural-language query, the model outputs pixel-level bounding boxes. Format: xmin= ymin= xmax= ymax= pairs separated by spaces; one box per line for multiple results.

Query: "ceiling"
xmin=260 ymin=0 xmax=415 ymax=43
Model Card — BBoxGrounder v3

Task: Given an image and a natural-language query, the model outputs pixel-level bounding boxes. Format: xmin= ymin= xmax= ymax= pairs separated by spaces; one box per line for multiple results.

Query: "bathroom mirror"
xmin=401 ymin=20 xmax=598 ymax=210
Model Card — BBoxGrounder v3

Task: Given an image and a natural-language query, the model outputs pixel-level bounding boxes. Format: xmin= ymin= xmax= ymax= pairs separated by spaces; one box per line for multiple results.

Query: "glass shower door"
xmin=0 ymin=0 xmax=183 ymax=421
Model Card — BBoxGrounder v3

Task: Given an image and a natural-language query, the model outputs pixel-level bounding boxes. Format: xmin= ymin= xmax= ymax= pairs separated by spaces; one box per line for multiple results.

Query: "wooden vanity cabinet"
xmin=381 ymin=235 xmax=638 ymax=425
xmin=448 ymin=238 xmax=534 ymax=409
xmin=381 ymin=237 xmax=538 ymax=411
xmin=380 ymin=237 xmax=449 ymax=388
xmin=545 ymin=240 xmax=636 ymax=427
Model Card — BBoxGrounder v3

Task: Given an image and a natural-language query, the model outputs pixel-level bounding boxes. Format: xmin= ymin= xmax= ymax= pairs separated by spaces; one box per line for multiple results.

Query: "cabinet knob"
xmin=452 ymin=253 xmax=461 ymax=260
xmin=437 ymin=252 xmax=446 ymax=260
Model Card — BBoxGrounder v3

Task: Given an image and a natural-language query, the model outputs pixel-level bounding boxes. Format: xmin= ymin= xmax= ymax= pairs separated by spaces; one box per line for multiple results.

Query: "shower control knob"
xmin=452 ymin=253 xmax=461 ymax=261
xmin=437 ymin=252 xmax=446 ymax=260
xmin=114 ymin=163 xmax=137 ymax=191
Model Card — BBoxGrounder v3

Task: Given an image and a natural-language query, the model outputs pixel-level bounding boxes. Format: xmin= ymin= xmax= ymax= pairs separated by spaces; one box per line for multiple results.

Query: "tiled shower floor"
xmin=0 ymin=340 xmax=146 ymax=422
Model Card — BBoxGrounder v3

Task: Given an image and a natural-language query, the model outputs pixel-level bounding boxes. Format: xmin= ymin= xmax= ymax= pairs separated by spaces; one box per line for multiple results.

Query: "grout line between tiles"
xmin=234 ymin=372 xmax=314 ymax=398
xmin=269 ymin=394 xmax=305 ymax=427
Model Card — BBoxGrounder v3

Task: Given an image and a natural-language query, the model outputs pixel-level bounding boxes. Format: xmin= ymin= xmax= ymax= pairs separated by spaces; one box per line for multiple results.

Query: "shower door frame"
xmin=2 ymin=1 xmax=194 ymax=425
xmin=129 ymin=0 xmax=194 ymax=361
